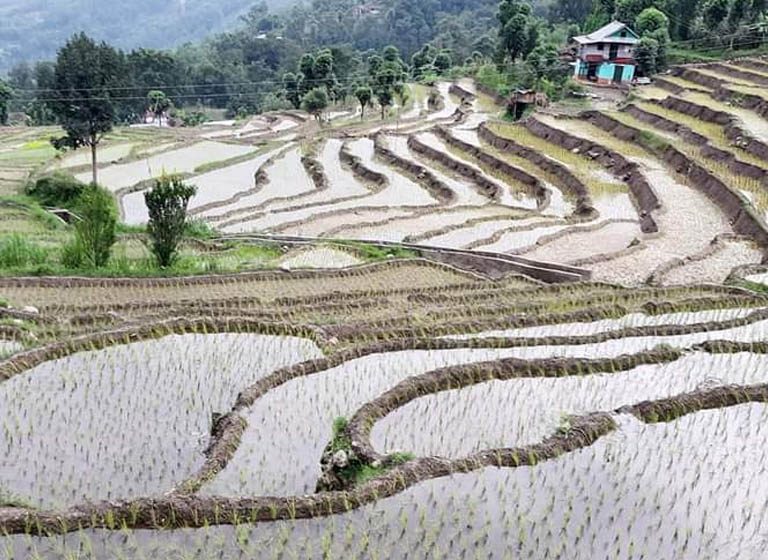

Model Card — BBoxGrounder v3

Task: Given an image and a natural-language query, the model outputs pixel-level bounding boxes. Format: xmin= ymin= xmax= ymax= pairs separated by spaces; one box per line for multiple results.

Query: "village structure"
xmin=572 ymin=21 xmax=640 ymax=84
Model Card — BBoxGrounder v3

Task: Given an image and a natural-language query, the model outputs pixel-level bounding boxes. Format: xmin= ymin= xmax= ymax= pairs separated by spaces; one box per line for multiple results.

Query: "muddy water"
xmin=77 ymin=141 xmax=255 ymax=192
xmin=275 ymin=208 xmax=417 ymax=237
xmin=121 ymin=146 xmax=285 ymax=224
xmin=451 ymin=128 xmax=573 ymax=217
xmin=335 ymin=207 xmax=522 ymax=243
xmin=240 ymin=139 xmax=370 ymax=223
xmin=189 ymin=147 xmax=290 ymax=209
xmin=589 ymin=156 xmax=734 ymax=285
xmin=372 ymin=351 xmax=768 ymax=458
xmin=474 ymin=223 xmax=569 ymax=253
xmin=221 ymin=137 xmax=436 ymax=234
xmin=383 ymin=134 xmax=488 ymax=206
xmin=444 ymin=306 xmax=763 ymax=339
xmin=6 ymin=403 xmax=767 ymax=559
xmin=422 ymin=216 xmax=551 ymax=248
xmin=53 ymin=143 xmax=135 ymax=169
xmin=522 ymin=220 xmax=641 ymax=263
xmin=427 ymin=82 xmax=460 ymax=121
xmin=195 ymin=145 xmax=313 ymax=221
xmin=201 ymin=348 xmax=542 ymax=498
xmin=662 ymin=238 xmax=764 ymax=286
xmin=0 ymin=334 xmax=321 ymax=508
xmin=417 ymin=131 xmax=536 ymax=209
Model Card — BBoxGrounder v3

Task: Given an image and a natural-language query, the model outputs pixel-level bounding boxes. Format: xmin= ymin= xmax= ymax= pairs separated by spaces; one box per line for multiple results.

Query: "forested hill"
xmin=0 ymin=0 xmax=294 ymax=72
xmin=281 ymin=0 xmax=500 ymax=59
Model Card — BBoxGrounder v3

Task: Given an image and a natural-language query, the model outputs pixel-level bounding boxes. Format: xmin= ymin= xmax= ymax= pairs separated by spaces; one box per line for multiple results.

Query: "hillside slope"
xmin=0 ymin=0 xmax=293 ymax=71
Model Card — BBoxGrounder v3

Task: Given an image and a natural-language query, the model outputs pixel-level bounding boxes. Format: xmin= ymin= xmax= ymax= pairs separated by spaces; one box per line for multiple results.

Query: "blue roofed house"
xmin=572 ymin=21 xmax=640 ymax=85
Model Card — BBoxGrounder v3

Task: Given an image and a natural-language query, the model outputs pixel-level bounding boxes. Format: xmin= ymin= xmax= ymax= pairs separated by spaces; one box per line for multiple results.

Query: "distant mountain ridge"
xmin=0 ymin=0 xmax=294 ymax=72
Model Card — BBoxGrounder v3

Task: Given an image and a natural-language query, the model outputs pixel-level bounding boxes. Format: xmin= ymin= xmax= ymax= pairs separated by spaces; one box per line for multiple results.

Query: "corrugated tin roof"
xmin=573 ymin=21 xmax=639 ymax=44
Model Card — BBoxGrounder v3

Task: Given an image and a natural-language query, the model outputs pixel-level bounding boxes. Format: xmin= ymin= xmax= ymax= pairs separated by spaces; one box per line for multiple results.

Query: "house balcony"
xmin=583 ymin=54 xmax=636 ymax=65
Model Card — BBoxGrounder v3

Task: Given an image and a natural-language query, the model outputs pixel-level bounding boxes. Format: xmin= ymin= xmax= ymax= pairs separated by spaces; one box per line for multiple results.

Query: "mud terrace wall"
xmin=339 ymin=142 xmax=388 ymax=187
xmin=407 ymin=134 xmax=501 ymax=200
xmin=524 ymin=116 xmax=660 ymax=233
xmin=582 ymin=111 xmax=768 ymax=252
xmin=624 ymin=103 xmax=768 ymax=182
xmin=3 ymin=327 xmax=768 ymax=535
xmin=653 ymin=94 xmax=768 ymax=161
xmin=669 ymin=65 xmax=768 ymax=128
xmin=474 ymin=82 xmax=507 ymax=106
xmin=228 ymin=234 xmax=591 ymax=283
xmin=449 ymin=83 xmax=476 ymax=103
xmin=301 ymin=153 xmax=329 ymax=193
xmin=478 ymin=123 xmax=596 ymax=217
xmin=434 ymin=126 xmax=548 ymax=206
xmin=703 ymin=62 xmax=768 ymax=87
xmin=670 ymin=66 xmax=727 ymax=89
xmin=372 ymin=133 xmax=456 ymax=203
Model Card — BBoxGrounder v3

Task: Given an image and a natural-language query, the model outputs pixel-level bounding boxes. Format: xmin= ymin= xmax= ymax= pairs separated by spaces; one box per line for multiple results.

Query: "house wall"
xmin=577 ymin=43 xmax=634 ymax=60
xmin=574 ymin=59 xmax=636 ymax=83
xmin=595 ymin=62 xmax=636 ymax=84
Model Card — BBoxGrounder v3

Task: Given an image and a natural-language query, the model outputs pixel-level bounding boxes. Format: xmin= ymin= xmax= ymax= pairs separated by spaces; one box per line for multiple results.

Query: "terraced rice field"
xmin=10 ymin=74 xmax=756 ymax=287
xmin=2 ymin=262 xmax=768 ymax=558
xmin=4 ymin=65 xmax=768 ymax=558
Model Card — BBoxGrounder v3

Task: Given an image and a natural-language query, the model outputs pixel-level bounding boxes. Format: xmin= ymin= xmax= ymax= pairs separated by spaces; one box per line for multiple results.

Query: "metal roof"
xmin=573 ymin=21 xmax=639 ymax=45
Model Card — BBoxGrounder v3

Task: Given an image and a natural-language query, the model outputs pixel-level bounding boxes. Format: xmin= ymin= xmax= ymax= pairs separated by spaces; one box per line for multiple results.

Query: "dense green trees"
xmin=49 ymin=34 xmax=124 ymax=185
xmin=0 ymin=0 xmax=294 ymax=73
xmin=558 ymin=0 xmax=768 ymax=52
xmin=0 ymin=80 xmax=11 ymax=125
xmin=498 ymin=0 xmax=540 ymax=62
xmin=302 ymin=88 xmax=329 ymax=120
xmin=5 ymin=0 xmax=506 ymax=122
xmin=147 ymin=90 xmax=171 ymax=124
xmin=355 ymin=85 xmax=373 ymax=120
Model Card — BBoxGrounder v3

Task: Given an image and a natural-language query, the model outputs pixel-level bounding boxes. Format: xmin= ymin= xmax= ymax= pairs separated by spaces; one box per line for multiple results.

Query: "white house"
xmin=572 ymin=21 xmax=640 ymax=85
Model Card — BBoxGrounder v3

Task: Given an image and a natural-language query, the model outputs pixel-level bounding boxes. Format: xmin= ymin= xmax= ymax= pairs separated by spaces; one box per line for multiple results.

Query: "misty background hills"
xmin=0 ymin=0 xmax=294 ymax=71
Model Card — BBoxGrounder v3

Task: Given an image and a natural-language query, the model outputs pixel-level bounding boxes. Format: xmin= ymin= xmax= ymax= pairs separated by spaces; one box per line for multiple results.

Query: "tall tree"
xmin=49 ymin=33 xmax=124 ymax=185
xmin=283 ymin=72 xmax=302 ymax=109
xmin=0 ymin=80 xmax=12 ymax=125
xmin=302 ymin=87 xmax=329 ymax=120
xmin=147 ymin=90 xmax=171 ymax=124
xmin=498 ymin=0 xmax=536 ymax=62
xmin=355 ymin=85 xmax=373 ymax=120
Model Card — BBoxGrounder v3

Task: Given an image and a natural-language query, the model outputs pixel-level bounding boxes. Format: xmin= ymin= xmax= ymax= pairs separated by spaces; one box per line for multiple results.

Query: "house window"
xmin=620 ymin=30 xmax=627 ymax=37
xmin=597 ymin=43 xmax=604 ymax=50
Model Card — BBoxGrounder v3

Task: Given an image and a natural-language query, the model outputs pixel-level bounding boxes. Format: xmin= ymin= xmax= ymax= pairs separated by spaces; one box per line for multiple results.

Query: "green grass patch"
xmin=328 ymin=417 xmax=414 ymax=486
xmin=0 ymin=234 xmax=50 ymax=268
xmin=343 ymin=241 xmax=419 ymax=261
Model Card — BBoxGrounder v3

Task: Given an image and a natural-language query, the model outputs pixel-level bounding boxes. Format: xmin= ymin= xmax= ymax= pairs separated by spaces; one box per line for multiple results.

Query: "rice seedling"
xmin=1 ymin=65 xmax=768 ymax=560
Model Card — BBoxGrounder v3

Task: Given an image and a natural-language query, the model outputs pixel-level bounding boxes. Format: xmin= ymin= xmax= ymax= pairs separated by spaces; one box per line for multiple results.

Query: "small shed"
xmin=507 ymin=89 xmax=549 ymax=120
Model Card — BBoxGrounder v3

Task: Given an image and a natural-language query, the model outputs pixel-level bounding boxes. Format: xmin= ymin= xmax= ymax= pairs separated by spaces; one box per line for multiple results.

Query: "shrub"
xmin=60 ymin=238 xmax=85 ymax=269
xmin=0 ymin=234 xmax=48 ymax=268
xmin=184 ymin=219 xmax=216 ymax=240
xmin=301 ymin=88 xmax=329 ymax=121
xmin=145 ymin=175 xmax=197 ymax=268
xmin=24 ymin=172 xmax=87 ymax=208
xmin=170 ymin=108 xmax=207 ymax=127
xmin=72 ymin=184 xmax=118 ymax=268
